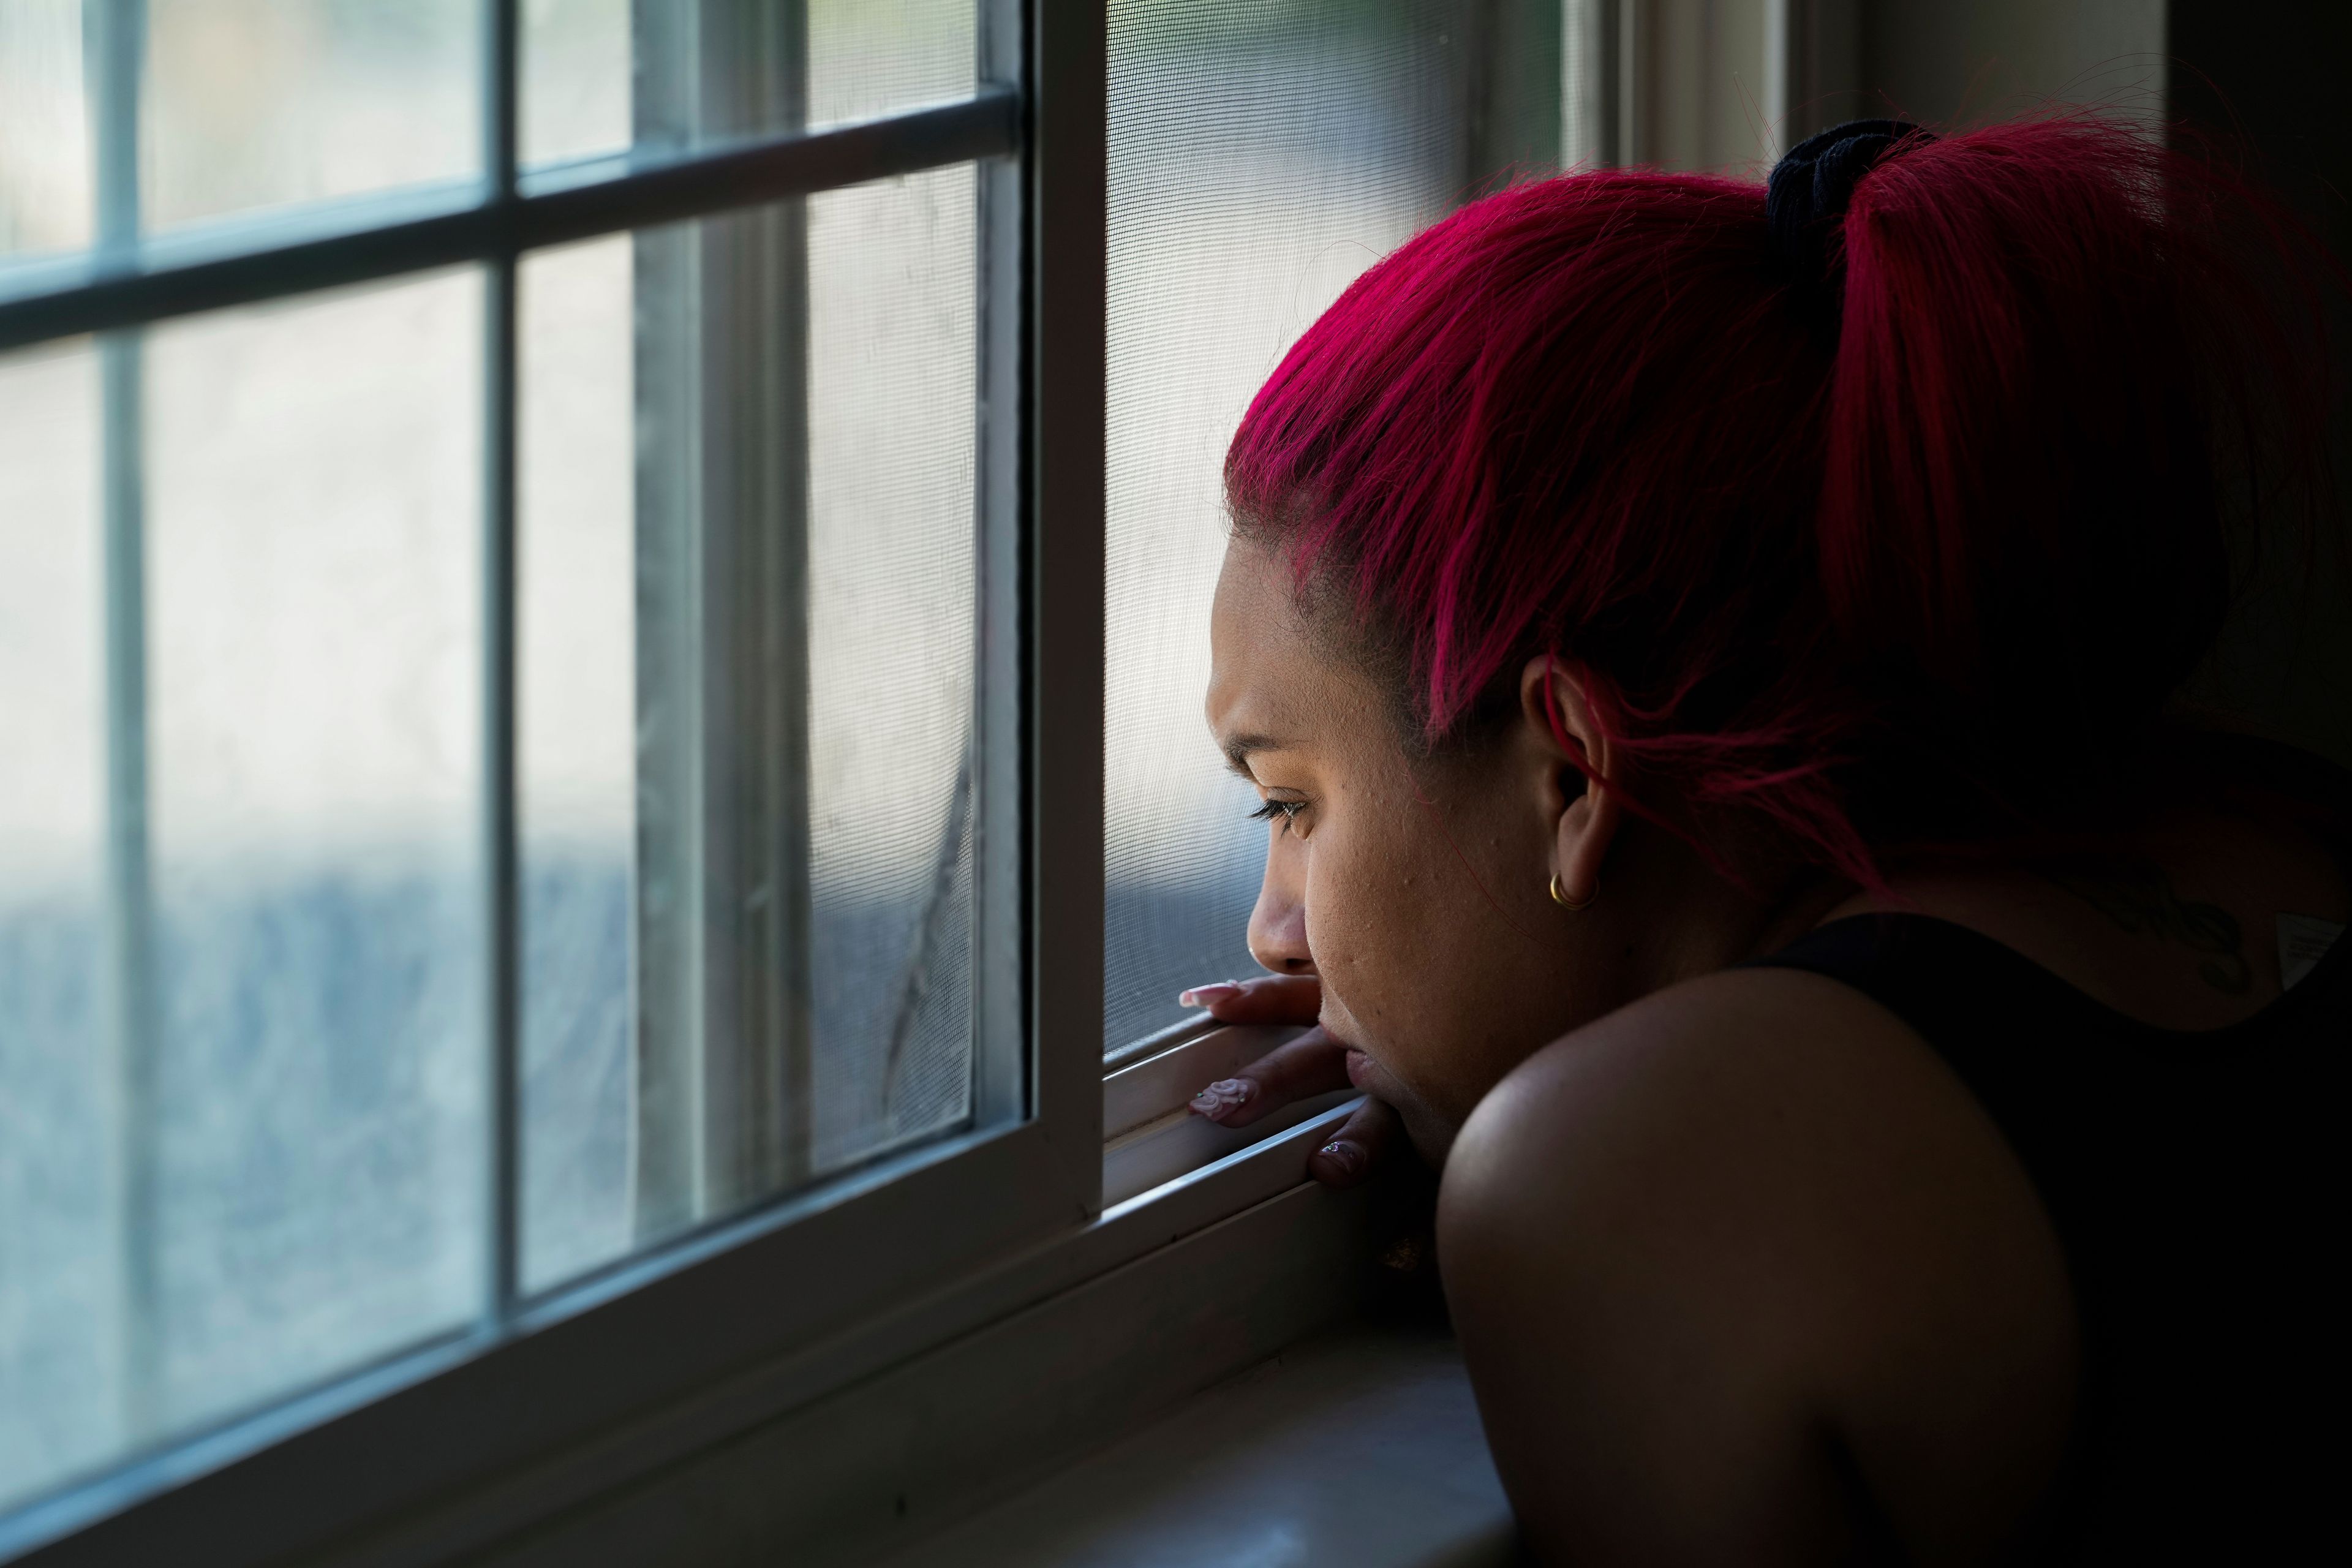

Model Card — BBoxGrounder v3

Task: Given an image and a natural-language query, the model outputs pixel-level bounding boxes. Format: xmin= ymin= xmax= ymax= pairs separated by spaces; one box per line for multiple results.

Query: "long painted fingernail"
xmin=1315 ymin=1140 xmax=1364 ymax=1180
xmin=1190 ymin=1078 xmax=1256 ymax=1118
xmin=1178 ymin=981 xmax=1243 ymax=1008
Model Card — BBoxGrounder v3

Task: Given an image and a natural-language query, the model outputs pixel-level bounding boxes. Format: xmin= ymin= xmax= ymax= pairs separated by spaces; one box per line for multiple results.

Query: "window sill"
xmin=872 ymin=1320 xmax=1515 ymax=1568
xmin=1102 ymin=1020 xmax=1351 ymax=1205
xmin=425 ymin=1100 xmax=1388 ymax=1568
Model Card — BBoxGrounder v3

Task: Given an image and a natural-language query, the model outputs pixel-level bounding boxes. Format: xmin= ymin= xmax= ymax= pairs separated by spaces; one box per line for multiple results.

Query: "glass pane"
xmin=0 ymin=273 xmax=481 ymax=1509
xmin=518 ymin=234 xmax=633 ymax=1291
xmin=0 ymin=338 xmax=106 ymax=1510
xmin=519 ymin=164 xmax=978 ymax=1291
xmin=523 ymin=0 xmax=629 ymax=168
xmin=140 ymin=271 xmax=484 ymax=1439
xmin=806 ymin=163 xmax=979 ymax=1171
xmin=810 ymin=0 xmax=975 ymax=128
xmin=1104 ymin=1 xmax=1525 ymax=1049
xmin=523 ymin=0 xmax=975 ymax=172
xmin=0 ymin=1 xmax=92 ymax=266
xmin=144 ymin=0 xmax=477 ymax=234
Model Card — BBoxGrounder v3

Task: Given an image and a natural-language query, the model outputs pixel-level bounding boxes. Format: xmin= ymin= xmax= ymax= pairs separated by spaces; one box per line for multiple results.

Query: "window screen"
xmin=1102 ymin=0 xmax=1558 ymax=1050
xmin=517 ymin=168 xmax=981 ymax=1292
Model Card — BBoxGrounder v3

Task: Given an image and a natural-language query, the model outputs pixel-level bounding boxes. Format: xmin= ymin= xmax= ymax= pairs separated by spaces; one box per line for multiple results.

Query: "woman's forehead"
xmin=1207 ymin=540 xmax=1390 ymax=763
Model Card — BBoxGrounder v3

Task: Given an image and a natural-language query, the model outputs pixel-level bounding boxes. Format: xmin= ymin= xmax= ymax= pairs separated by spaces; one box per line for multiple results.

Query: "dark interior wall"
xmin=1470 ymin=0 xmax=1564 ymax=181
xmin=1855 ymin=0 xmax=2165 ymax=126
xmin=2169 ymin=1 xmax=2352 ymax=259
xmin=2166 ymin=0 xmax=2352 ymax=765
xmin=1845 ymin=0 xmax=2352 ymax=766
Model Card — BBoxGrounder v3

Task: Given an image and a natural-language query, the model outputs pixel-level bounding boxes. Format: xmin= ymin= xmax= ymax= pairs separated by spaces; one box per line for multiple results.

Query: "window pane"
xmin=0 ymin=1 xmax=92 ymax=266
xmin=805 ymin=164 xmax=979 ymax=1172
xmin=519 ymin=164 xmax=979 ymax=1291
xmin=810 ymin=0 xmax=976 ymax=127
xmin=144 ymin=0 xmax=477 ymax=235
xmin=1104 ymin=1 xmax=1532 ymax=1049
xmin=523 ymin=0 xmax=975 ymax=172
xmin=523 ymin=0 xmax=629 ymax=168
xmin=10 ymin=278 xmax=481 ymax=1519
xmin=517 ymin=233 xmax=633 ymax=1290
xmin=143 ymin=269 xmax=484 ymax=1444
xmin=1 ymin=274 xmax=481 ymax=1509
xmin=0 ymin=338 xmax=105 ymax=1510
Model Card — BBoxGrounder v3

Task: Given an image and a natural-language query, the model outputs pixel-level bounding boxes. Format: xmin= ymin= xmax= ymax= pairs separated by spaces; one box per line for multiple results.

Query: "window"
xmin=1 ymin=0 xmax=1099 ymax=1544
xmin=1 ymin=2 xmax=1828 ymax=1561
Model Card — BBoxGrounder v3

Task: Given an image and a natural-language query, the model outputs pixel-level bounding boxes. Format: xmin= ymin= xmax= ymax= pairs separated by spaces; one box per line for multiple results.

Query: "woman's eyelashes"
xmin=1250 ymin=797 xmax=1308 ymax=835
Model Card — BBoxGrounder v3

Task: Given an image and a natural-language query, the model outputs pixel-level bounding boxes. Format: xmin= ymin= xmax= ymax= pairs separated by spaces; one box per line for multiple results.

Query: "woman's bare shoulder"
xmin=1436 ymin=968 xmax=2078 ymax=1564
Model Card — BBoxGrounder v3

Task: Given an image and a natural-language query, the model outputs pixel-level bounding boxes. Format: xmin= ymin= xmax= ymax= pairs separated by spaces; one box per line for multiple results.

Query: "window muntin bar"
xmin=0 ymin=91 xmax=1019 ymax=352
xmin=481 ymin=0 xmax=524 ymax=1330
xmin=90 ymin=0 xmax=160 ymax=1460
xmin=967 ymin=0 xmax=1028 ymax=1130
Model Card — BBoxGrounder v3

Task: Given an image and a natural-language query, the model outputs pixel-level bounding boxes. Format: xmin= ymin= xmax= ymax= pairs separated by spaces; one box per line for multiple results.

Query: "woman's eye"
xmin=1249 ymin=798 xmax=1307 ymax=835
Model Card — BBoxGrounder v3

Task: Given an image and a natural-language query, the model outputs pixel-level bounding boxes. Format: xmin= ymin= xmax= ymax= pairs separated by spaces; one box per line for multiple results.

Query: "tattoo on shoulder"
xmin=2045 ymin=858 xmax=2252 ymax=996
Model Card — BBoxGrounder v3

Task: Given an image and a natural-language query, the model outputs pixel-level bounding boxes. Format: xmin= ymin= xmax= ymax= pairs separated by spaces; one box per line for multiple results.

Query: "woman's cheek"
xmin=1306 ymin=835 xmax=1422 ymax=1042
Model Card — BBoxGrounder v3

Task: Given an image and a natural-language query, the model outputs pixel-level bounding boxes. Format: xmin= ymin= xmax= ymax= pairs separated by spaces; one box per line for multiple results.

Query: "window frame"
xmin=0 ymin=1 xmax=1104 ymax=1559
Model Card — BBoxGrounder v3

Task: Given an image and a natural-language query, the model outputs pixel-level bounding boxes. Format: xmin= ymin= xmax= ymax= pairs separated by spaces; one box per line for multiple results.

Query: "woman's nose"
xmin=1246 ymin=834 xmax=1314 ymax=975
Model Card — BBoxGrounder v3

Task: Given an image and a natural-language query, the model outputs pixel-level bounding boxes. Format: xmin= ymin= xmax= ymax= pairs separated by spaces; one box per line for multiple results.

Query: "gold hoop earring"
xmin=1550 ymin=872 xmax=1597 ymax=912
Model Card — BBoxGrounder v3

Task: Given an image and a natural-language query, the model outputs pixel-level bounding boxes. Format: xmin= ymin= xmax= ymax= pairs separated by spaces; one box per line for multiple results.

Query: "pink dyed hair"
xmin=1224 ymin=116 xmax=2335 ymax=885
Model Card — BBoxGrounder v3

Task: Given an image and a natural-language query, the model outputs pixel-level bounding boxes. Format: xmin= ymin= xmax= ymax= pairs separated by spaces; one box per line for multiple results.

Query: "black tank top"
xmin=1749 ymin=755 xmax=2348 ymax=1560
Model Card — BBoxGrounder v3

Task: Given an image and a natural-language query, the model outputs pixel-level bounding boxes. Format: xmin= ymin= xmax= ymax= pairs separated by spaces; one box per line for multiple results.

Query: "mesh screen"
xmin=518 ymin=167 xmax=977 ymax=1291
xmin=809 ymin=0 xmax=976 ymax=129
xmin=803 ymin=162 xmax=979 ymax=1170
xmin=1104 ymin=0 xmax=1500 ymax=1050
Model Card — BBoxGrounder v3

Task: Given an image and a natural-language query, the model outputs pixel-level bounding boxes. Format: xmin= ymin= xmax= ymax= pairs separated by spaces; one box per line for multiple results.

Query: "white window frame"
xmin=0 ymin=2 xmax=1103 ymax=1561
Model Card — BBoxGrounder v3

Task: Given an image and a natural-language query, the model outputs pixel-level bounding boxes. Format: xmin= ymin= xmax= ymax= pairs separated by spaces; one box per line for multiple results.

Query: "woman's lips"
xmin=1343 ymin=1047 xmax=1415 ymax=1114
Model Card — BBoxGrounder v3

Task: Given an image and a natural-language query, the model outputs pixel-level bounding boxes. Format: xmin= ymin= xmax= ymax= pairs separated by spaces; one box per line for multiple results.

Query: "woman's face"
xmin=1204 ymin=537 xmax=1638 ymax=1161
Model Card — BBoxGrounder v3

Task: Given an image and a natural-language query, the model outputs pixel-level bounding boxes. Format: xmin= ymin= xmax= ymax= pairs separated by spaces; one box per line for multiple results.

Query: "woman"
xmin=1180 ymin=118 xmax=2346 ymax=1562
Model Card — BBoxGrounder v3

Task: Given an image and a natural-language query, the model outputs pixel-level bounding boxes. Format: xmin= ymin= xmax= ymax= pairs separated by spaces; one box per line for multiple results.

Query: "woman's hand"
xmin=1177 ymin=974 xmax=1404 ymax=1188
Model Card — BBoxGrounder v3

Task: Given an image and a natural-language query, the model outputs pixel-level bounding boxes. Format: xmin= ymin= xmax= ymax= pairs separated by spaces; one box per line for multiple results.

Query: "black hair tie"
xmin=1766 ymin=119 xmax=1928 ymax=320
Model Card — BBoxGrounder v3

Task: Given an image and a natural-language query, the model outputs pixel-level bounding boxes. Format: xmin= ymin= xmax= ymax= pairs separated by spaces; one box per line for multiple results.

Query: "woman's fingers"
xmin=1306 ymin=1095 xmax=1400 ymax=1188
xmin=1188 ymin=1025 xmax=1351 ymax=1128
xmin=1178 ymin=975 xmax=1398 ymax=1186
xmin=1176 ymin=972 xmax=1321 ymax=1026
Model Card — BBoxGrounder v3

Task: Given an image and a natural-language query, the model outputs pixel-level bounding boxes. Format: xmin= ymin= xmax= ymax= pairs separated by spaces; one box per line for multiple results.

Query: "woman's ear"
xmin=1518 ymin=655 xmax=1621 ymax=908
